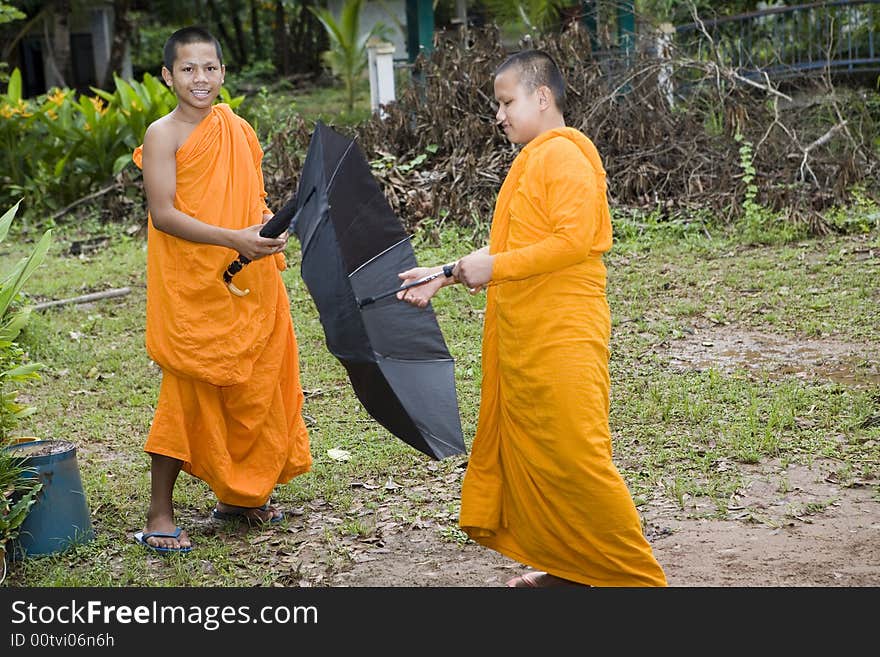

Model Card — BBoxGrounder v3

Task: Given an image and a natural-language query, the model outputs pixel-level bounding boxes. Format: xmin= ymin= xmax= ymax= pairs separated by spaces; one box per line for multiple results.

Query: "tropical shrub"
xmin=0 ymin=200 xmax=51 ymax=438
xmin=0 ymin=445 xmax=42 ymax=577
xmin=0 ymin=199 xmax=51 ymax=576
xmin=0 ymin=68 xmax=244 ymax=219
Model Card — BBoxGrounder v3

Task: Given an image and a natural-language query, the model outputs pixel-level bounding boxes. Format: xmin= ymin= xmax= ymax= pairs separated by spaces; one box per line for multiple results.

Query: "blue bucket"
xmin=4 ymin=439 xmax=94 ymax=559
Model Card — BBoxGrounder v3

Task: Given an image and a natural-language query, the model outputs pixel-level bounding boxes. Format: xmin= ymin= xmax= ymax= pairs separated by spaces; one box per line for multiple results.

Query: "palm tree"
xmin=310 ymin=0 xmax=390 ymax=112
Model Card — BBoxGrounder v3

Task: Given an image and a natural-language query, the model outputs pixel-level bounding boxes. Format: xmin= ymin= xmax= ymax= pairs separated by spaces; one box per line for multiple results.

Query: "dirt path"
xmin=311 ymin=457 xmax=878 ymax=587
xmin=308 ymin=326 xmax=879 ymax=587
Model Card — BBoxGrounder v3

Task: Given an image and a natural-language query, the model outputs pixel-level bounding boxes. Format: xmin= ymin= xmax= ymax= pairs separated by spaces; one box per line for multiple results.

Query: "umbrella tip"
xmin=226 ymin=282 xmax=251 ymax=297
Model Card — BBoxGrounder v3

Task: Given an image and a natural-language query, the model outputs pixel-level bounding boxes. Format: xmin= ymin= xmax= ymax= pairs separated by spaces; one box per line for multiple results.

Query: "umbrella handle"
xmin=358 ymin=263 xmax=456 ymax=308
xmin=223 ymin=255 xmax=252 ymax=297
xmin=222 ymin=191 xmax=306 ymax=298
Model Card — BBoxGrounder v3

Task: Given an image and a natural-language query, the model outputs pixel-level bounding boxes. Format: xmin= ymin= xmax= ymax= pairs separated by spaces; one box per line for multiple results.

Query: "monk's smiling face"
xmin=162 ymin=41 xmax=225 ymax=117
xmin=493 ymin=68 xmax=553 ymax=145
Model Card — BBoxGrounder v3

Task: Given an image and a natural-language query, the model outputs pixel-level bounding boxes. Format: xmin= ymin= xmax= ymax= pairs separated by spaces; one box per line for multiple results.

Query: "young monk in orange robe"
xmin=131 ymin=27 xmax=311 ymax=553
xmin=398 ymin=50 xmax=667 ymax=586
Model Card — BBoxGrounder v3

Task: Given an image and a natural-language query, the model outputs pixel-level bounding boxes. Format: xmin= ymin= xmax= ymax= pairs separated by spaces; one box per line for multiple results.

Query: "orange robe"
xmin=459 ymin=127 xmax=667 ymax=586
xmin=133 ymin=104 xmax=311 ymax=507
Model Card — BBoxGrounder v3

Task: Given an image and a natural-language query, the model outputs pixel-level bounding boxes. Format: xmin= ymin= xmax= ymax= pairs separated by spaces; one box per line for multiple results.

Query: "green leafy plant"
xmin=91 ymin=73 xmax=176 ymax=160
xmin=0 ymin=200 xmax=51 ymax=438
xmin=0 ymin=69 xmax=48 ymax=209
xmin=0 ymin=199 xmax=50 ymax=579
xmin=733 ymin=133 xmax=802 ymax=244
xmin=482 ymin=0 xmax=567 ymax=38
xmin=310 ymin=0 xmax=392 ymax=112
xmin=0 ymin=69 xmax=244 ymax=214
xmin=0 ymin=2 xmax=24 ymax=26
xmin=736 ymin=133 xmax=760 ymax=221
xmin=0 ymin=446 xmax=42 ymax=581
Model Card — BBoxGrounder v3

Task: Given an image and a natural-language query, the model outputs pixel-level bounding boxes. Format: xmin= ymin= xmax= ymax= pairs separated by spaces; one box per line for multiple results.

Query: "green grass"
xmin=236 ymin=75 xmax=375 ymax=139
xmin=603 ymin=214 xmax=879 ymax=519
xmin=289 ymin=79 xmax=373 ymax=127
xmin=1 ymin=212 xmax=877 ymax=585
xmin=1 ymin=76 xmax=878 ymax=584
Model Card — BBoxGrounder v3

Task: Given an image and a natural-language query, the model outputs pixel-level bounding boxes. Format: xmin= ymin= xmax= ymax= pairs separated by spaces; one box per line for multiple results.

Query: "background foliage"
xmin=1 ymin=2 xmax=877 ymax=238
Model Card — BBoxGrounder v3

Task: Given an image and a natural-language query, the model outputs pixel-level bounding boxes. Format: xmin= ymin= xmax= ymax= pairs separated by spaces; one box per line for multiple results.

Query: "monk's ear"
xmin=161 ymin=66 xmax=173 ymax=87
xmin=537 ymin=85 xmax=553 ymax=111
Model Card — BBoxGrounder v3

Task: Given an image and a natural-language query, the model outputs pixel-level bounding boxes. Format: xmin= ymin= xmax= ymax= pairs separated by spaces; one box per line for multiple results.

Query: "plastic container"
xmin=3 ymin=439 xmax=94 ymax=559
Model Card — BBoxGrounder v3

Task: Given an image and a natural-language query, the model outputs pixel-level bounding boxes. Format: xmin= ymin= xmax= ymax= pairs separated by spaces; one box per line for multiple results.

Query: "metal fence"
xmin=674 ymin=0 xmax=880 ymax=80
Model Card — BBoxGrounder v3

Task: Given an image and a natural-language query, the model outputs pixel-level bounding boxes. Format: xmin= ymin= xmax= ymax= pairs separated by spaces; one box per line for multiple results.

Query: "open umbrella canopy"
xmin=289 ymin=122 xmax=466 ymax=460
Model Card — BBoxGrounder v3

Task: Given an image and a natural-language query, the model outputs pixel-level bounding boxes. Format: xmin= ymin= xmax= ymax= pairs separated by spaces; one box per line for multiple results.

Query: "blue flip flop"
xmin=134 ymin=526 xmax=193 ymax=553
xmin=211 ymin=502 xmax=283 ymax=525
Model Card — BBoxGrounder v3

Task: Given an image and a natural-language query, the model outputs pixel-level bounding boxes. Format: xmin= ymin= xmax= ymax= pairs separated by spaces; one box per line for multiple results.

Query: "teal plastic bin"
xmin=4 ymin=439 xmax=94 ymax=559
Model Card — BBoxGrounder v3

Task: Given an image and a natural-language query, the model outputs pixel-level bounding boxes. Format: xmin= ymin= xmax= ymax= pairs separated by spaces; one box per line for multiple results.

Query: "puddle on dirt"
xmin=661 ymin=327 xmax=880 ymax=386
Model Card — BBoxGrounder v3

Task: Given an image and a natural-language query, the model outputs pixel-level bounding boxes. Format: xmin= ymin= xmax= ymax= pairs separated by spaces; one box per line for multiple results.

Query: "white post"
xmin=452 ymin=0 xmax=468 ymax=43
xmin=367 ymin=38 xmax=396 ymax=119
xmin=657 ymin=22 xmax=675 ymax=109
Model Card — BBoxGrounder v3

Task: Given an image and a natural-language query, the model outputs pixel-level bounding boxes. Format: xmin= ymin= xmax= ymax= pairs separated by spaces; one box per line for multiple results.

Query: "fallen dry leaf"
xmin=327 ymin=448 xmax=351 ymax=461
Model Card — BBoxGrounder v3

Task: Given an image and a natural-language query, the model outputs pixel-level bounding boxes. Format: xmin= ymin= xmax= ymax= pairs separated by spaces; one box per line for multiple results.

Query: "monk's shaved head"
xmin=163 ymin=26 xmax=223 ymax=71
xmin=495 ymin=50 xmax=566 ymax=113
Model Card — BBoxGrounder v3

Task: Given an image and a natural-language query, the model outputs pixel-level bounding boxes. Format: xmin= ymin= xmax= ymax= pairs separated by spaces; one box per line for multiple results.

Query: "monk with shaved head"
xmin=398 ymin=49 xmax=667 ymax=586
xmin=132 ymin=26 xmax=311 ymax=553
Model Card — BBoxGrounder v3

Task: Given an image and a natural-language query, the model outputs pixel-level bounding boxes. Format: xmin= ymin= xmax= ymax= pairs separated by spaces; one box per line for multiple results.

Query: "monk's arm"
xmin=491 ymin=145 xmax=598 ymax=283
xmin=141 ymin=122 xmax=284 ymax=261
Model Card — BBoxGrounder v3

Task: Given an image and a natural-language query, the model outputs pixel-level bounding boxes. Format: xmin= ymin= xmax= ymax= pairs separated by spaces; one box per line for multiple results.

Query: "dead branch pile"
xmin=262 ymin=23 xmax=880 ymax=236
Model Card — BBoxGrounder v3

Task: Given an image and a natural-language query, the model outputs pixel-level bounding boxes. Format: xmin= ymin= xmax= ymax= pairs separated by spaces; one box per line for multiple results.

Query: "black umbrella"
xmin=290 ymin=122 xmax=466 ymax=460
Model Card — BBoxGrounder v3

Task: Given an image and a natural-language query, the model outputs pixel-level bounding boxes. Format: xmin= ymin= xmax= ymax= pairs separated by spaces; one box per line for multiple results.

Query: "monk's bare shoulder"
xmin=143 ymin=113 xmax=189 ymax=156
xmin=141 ymin=114 xmax=183 ymax=205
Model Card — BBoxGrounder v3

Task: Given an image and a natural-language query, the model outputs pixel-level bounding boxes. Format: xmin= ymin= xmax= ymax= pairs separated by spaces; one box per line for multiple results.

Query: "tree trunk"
xmin=101 ymin=0 xmax=133 ymax=88
xmin=206 ymin=0 xmax=237 ymax=68
xmin=250 ymin=0 xmax=262 ymax=61
xmin=46 ymin=0 xmax=72 ymax=89
xmin=286 ymin=0 xmax=327 ymax=77
xmin=273 ymin=1 xmax=289 ymax=75
xmin=230 ymin=0 xmax=249 ymax=68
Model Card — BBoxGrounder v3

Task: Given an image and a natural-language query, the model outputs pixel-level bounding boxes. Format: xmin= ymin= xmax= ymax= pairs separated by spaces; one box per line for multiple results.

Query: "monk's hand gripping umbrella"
xmin=223 ymin=194 xmax=299 ymax=297
xmin=357 ymin=263 xmax=455 ymax=307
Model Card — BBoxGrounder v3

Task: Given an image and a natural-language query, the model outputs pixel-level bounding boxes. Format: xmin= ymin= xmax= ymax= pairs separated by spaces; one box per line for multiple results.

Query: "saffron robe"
xmin=133 ymin=104 xmax=311 ymax=506
xmin=459 ymin=127 xmax=667 ymax=586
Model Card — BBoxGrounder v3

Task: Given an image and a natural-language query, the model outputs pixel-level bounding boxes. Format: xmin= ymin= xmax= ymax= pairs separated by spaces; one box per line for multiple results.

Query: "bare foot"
xmin=213 ymin=501 xmax=283 ymax=525
xmin=506 ymin=571 xmax=590 ymax=587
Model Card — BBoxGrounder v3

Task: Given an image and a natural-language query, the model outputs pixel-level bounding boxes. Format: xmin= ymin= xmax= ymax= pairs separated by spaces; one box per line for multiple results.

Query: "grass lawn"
xmin=0 ymin=207 xmax=877 ymax=585
xmin=0 ymin=77 xmax=877 ymax=585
